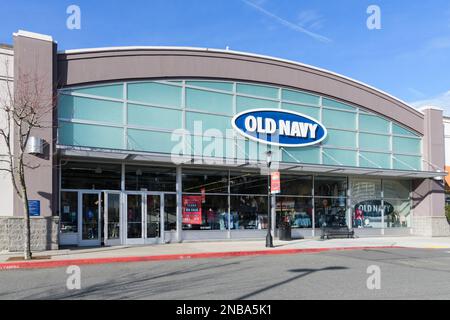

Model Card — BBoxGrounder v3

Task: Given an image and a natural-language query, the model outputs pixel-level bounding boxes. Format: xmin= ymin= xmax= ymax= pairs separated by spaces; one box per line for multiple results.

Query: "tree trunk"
xmin=22 ymin=189 xmax=32 ymax=260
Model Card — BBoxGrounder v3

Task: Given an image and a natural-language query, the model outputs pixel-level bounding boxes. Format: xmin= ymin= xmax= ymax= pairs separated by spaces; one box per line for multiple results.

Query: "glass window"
xmin=127 ymin=82 xmax=182 ymax=107
xmin=236 ymin=96 xmax=279 ymax=113
xmin=125 ymin=166 xmax=176 ymax=192
xmin=393 ymin=155 xmax=421 ymax=171
xmin=360 ymin=152 xmax=391 ymax=169
xmin=385 ymin=199 xmax=411 ymax=228
xmin=106 ymin=193 xmax=120 ymax=239
xmin=323 ymin=129 xmax=357 ymax=148
xmin=393 ymin=137 xmax=421 ymax=155
xmin=182 ymin=169 xmax=228 ymax=194
xmin=322 ymin=109 xmax=357 ymax=130
xmin=282 ymin=146 xmax=320 ymax=164
xmin=231 ymin=195 xmax=268 ymax=230
xmin=59 ymin=95 xmax=123 ymax=125
xmin=185 ymin=112 xmax=232 ymax=133
xmin=359 ymin=114 xmax=390 ymax=134
xmin=127 ymin=104 xmax=182 ymax=130
xmin=315 ymin=176 xmax=347 ymax=197
xmin=67 ymin=84 xmax=123 ymax=100
xmin=280 ymin=175 xmax=312 ymax=196
xmin=351 ymin=179 xmax=382 ymax=200
xmin=276 ymin=196 xmax=313 ymax=229
xmin=58 ymin=122 xmax=124 ymax=150
xmin=282 ymin=89 xmax=320 ymax=106
xmin=60 ymin=191 xmax=78 ymax=233
xmin=359 ymin=133 xmax=390 ymax=152
xmin=186 ymin=88 xmax=233 ymax=115
xmin=62 ymin=162 xmax=122 ymax=190
xmin=182 ymin=194 xmax=228 ymax=231
xmin=392 ymin=123 xmax=419 ymax=137
xmin=322 ymin=148 xmax=357 ymax=167
xmin=314 ymin=197 xmax=347 ymax=228
xmin=127 ymin=129 xmax=178 ymax=154
xmin=383 ymin=180 xmax=410 ymax=199
xmin=281 ymin=103 xmax=320 ymax=119
xmin=350 ymin=179 xmax=382 ymax=229
xmin=237 ymin=83 xmax=279 ymax=99
xmin=322 ymin=98 xmax=356 ymax=111
xmin=186 ymin=81 xmax=233 ymax=92
xmin=164 ymin=194 xmax=177 ymax=231
xmin=230 ymin=171 xmax=267 ymax=195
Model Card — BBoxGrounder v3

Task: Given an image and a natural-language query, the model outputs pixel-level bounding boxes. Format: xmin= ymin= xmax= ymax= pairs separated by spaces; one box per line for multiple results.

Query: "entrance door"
xmin=125 ymin=193 xmax=163 ymax=244
xmin=79 ymin=192 xmax=101 ymax=246
xmin=104 ymin=192 xmax=121 ymax=246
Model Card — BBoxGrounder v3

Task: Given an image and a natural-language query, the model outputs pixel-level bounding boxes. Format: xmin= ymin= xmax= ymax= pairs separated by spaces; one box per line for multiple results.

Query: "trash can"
xmin=279 ymin=221 xmax=292 ymax=241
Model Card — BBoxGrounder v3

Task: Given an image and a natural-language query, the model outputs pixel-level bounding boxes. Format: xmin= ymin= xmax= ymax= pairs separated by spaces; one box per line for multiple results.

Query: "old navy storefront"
xmin=58 ymin=76 xmax=428 ymax=246
xmin=4 ymin=32 xmax=446 ymax=252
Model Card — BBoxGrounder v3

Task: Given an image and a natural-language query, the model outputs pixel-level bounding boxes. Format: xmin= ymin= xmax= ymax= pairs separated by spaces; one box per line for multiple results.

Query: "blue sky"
xmin=1 ymin=0 xmax=450 ymax=113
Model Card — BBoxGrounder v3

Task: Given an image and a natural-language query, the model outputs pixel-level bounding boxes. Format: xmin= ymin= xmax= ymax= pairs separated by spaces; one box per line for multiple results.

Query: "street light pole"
xmin=266 ymin=151 xmax=274 ymax=248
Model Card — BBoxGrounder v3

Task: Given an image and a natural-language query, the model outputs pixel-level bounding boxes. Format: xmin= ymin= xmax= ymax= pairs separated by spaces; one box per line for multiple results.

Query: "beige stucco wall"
xmin=0 ymin=47 xmax=14 ymax=217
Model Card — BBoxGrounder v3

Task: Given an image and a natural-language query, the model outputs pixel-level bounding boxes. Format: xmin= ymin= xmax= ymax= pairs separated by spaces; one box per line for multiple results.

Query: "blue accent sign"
xmin=28 ymin=200 xmax=41 ymax=217
xmin=232 ymin=108 xmax=327 ymax=147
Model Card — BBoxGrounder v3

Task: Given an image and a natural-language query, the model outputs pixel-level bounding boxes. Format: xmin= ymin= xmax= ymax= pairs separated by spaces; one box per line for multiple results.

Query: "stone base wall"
xmin=412 ymin=216 xmax=450 ymax=237
xmin=0 ymin=216 xmax=59 ymax=252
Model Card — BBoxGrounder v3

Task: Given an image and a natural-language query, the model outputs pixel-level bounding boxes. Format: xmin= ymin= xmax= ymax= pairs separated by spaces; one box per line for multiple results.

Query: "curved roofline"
xmin=59 ymin=45 xmax=421 ymax=116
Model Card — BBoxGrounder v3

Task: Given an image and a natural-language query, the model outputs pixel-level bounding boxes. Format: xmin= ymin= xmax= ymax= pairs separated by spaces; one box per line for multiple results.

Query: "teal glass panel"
xmin=236 ymin=96 xmax=279 ymax=113
xmin=359 ymin=133 xmax=390 ymax=151
xmin=323 ymin=129 xmax=356 ymax=148
xmin=127 ymin=104 xmax=182 ymax=130
xmin=359 ymin=114 xmax=390 ymax=134
xmin=127 ymin=82 xmax=181 ymax=107
xmin=393 ymin=155 xmax=421 ymax=170
xmin=360 ymin=152 xmax=391 ymax=169
xmin=282 ymin=89 xmax=320 ymax=106
xmin=128 ymin=129 xmax=178 ymax=154
xmin=282 ymin=146 xmax=320 ymax=164
xmin=186 ymin=112 xmax=231 ymax=133
xmin=322 ymin=109 xmax=356 ymax=130
xmin=59 ymin=95 xmax=123 ymax=125
xmin=323 ymin=98 xmax=356 ymax=111
xmin=58 ymin=122 xmax=124 ymax=149
xmin=188 ymin=134 xmax=229 ymax=158
xmin=393 ymin=136 xmax=421 ymax=155
xmin=392 ymin=123 xmax=419 ymax=137
xmin=237 ymin=83 xmax=279 ymax=99
xmin=186 ymin=88 xmax=233 ymax=115
xmin=323 ymin=148 xmax=357 ymax=167
xmin=281 ymin=103 xmax=320 ymax=119
xmin=67 ymin=84 xmax=123 ymax=100
xmin=186 ymin=81 xmax=233 ymax=92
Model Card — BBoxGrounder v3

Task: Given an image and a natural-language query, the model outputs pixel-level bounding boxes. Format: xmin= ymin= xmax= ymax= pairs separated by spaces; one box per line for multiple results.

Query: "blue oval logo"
xmin=232 ymin=108 xmax=327 ymax=147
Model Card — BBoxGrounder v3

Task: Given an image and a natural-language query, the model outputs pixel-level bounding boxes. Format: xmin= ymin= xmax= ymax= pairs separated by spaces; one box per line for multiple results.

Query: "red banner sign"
xmin=271 ymin=171 xmax=281 ymax=194
xmin=182 ymin=195 xmax=202 ymax=225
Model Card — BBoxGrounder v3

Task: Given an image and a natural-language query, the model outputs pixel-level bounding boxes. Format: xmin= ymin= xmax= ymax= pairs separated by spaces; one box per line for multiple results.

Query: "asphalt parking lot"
xmin=0 ymin=248 xmax=449 ymax=300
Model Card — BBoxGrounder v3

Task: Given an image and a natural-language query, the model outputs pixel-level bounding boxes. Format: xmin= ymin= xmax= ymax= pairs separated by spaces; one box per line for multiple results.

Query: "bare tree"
xmin=0 ymin=61 xmax=54 ymax=260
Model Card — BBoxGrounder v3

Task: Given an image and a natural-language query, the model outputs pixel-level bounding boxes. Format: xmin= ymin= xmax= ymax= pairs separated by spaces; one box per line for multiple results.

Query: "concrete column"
xmin=412 ymin=106 xmax=450 ymax=236
xmin=12 ymin=31 xmax=57 ymax=218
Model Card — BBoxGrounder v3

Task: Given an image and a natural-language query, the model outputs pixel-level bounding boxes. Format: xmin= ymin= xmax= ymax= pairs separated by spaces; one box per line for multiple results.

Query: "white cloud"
xmin=410 ymin=90 xmax=450 ymax=115
xmin=241 ymin=0 xmax=332 ymax=43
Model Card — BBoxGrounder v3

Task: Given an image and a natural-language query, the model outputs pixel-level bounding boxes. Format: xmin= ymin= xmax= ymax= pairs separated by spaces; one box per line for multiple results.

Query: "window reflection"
xmin=230 ymin=196 xmax=268 ymax=230
xmin=276 ymin=197 xmax=313 ymax=228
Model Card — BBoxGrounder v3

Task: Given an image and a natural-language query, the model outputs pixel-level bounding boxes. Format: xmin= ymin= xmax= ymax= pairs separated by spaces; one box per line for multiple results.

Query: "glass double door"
xmin=125 ymin=193 xmax=163 ymax=244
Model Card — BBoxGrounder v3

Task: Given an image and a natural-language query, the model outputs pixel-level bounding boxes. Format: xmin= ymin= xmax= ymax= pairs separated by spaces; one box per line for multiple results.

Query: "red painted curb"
xmin=0 ymin=246 xmax=404 ymax=271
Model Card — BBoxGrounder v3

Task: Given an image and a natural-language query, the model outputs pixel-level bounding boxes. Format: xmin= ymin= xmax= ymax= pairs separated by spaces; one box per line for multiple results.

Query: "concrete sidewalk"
xmin=1 ymin=236 xmax=449 ymax=270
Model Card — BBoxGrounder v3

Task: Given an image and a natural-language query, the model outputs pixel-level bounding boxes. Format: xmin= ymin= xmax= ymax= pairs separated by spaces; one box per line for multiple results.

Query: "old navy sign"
xmin=232 ymin=109 xmax=327 ymax=147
